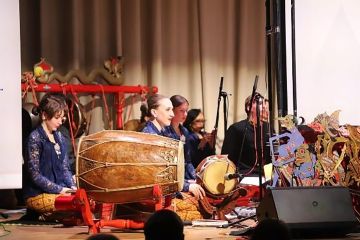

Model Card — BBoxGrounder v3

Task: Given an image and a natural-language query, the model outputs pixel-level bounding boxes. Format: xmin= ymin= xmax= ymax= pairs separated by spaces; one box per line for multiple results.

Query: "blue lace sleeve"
xmin=27 ymin=131 xmax=63 ymax=194
xmin=58 ymin=132 xmax=76 ymax=188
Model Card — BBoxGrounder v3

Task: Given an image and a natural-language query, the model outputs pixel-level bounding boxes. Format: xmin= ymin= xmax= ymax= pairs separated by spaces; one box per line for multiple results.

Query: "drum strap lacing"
xmin=78 ymin=177 xmax=178 ymax=192
xmin=78 ymin=138 xmax=179 ymax=153
xmin=78 ymin=156 xmax=178 ymax=168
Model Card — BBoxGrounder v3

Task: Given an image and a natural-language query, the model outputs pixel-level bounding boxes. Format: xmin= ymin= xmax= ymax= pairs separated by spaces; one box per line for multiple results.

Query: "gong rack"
xmin=21 ymin=83 xmax=158 ymax=129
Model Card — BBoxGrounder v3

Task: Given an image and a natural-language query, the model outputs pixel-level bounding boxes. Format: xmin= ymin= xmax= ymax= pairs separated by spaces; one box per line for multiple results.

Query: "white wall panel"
xmin=286 ymin=0 xmax=360 ymax=125
xmin=0 ymin=0 xmax=22 ymax=188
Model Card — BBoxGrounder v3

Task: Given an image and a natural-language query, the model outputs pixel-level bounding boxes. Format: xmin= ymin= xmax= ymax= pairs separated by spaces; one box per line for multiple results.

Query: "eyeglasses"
xmin=193 ymin=119 xmax=205 ymax=123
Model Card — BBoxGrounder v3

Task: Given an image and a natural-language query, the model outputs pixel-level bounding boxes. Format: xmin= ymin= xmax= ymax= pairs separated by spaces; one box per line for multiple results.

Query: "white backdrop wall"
xmin=286 ymin=0 xmax=360 ymax=125
xmin=0 ymin=0 xmax=22 ymax=189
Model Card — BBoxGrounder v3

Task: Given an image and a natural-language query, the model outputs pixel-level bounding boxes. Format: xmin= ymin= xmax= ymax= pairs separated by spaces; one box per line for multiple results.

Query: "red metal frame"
xmin=54 ymin=185 xmax=170 ymax=234
xmin=21 ymin=83 xmax=158 ymax=129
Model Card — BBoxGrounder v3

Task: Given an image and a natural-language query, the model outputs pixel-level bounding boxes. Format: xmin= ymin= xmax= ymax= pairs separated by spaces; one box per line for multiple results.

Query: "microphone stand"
xmin=255 ymin=96 xmax=264 ymax=200
xmin=213 ymin=77 xmax=229 ymax=153
xmin=222 ymin=91 xmax=229 ymax=133
xmin=213 ymin=77 xmax=223 ymax=153
xmin=237 ymin=76 xmax=258 ymax=174
xmin=220 ymin=77 xmax=260 ymax=229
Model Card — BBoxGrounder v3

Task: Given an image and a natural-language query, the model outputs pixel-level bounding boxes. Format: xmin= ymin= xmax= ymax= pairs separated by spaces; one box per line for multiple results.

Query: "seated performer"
xmin=142 ymin=94 xmax=204 ymax=198
xmin=162 ymin=95 xmax=209 ymax=221
xmin=164 ymin=95 xmax=205 ymax=200
xmin=141 ymin=94 xmax=174 ymax=135
xmin=23 ymin=93 xmax=77 ymax=220
xmin=183 ymin=109 xmax=215 ymax=168
xmin=221 ymin=92 xmax=271 ymax=174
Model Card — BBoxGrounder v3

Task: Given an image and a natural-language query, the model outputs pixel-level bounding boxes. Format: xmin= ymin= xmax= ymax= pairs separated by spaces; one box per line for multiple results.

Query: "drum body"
xmin=196 ymin=155 xmax=238 ymax=196
xmin=76 ymin=130 xmax=184 ymax=203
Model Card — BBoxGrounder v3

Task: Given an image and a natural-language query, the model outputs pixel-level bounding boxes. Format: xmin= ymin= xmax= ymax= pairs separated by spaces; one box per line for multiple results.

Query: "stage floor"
xmin=2 ymin=223 xmax=360 ymax=240
xmin=0 ymin=209 xmax=254 ymax=240
xmin=1 ymin=210 xmax=360 ymax=240
xmin=0 ymin=221 xmax=251 ymax=240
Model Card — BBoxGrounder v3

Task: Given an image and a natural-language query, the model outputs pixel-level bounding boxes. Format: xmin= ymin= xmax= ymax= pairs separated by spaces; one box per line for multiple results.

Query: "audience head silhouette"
xmin=86 ymin=233 xmax=119 ymax=240
xmin=251 ymin=218 xmax=291 ymax=240
xmin=144 ymin=209 xmax=184 ymax=240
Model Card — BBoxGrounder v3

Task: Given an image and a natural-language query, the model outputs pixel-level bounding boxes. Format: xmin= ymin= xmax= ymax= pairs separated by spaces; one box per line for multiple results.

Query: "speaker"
xmin=256 ymin=186 xmax=358 ymax=236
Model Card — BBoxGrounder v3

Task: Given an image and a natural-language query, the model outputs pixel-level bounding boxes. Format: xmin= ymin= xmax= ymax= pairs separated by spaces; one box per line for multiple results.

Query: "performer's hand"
xmin=198 ymin=133 xmax=210 ymax=150
xmin=60 ymin=187 xmax=72 ymax=195
xmin=198 ymin=131 xmax=215 ymax=150
xmin=71 ymin=186 xmax=77 ymax=190
xmin=208 ymin=129 xmax=216 ymax=149
xmin=189 ymin=183 xmax=205 ymax=200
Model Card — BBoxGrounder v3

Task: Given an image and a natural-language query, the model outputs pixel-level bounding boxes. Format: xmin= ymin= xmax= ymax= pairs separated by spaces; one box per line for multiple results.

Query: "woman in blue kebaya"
xmin=183 ymin=109 xmax=215 ymax=168
xmin=142 ymin=94 xmax=205 ymax=220
xmin=164 ymin=95 xmax=205 ymax=201
xmin=141 ymin=94 xmax=174 ymax=135
xmin=23 ymin=93 xmax=76 ymax=219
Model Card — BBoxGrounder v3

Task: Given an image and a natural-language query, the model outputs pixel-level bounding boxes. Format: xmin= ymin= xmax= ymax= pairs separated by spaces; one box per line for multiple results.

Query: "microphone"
xmin=224 ymin=173 xmax=243 ymax=181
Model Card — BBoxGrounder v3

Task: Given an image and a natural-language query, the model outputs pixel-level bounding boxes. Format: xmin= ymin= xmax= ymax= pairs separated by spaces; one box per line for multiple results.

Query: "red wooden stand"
xmin=21 ymin=83 xmax=158 ymax=129
xmin=55 ymin=185 xmax=169 ymax=234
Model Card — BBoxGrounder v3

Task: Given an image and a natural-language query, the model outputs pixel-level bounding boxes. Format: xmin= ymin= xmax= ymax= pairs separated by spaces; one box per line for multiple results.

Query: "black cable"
xmin=218 ymin=214 xmax=257 ymax=228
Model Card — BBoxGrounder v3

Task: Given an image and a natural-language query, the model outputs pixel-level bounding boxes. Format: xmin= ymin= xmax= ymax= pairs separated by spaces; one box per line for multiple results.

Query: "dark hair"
xmin=245 ymin=92 xmax=264 ymax=115
xmin=34 ymin=93 xmax=68 ymax=120
xmin=144 ymin=209 xmax=184 ymax=240
xmin=86 ymin=233 xmax=119 ymax=240
xmin=183 ymin=109 xmax=201 ymax=132
xmin=144 ymin=94 xmax=168 ymax=117
xmin=251 ymin=219 xmax=291 ymax=240
xmin=170 ymin=95 xmax=188 ymax=108
xmin=140 ymin=102 xmax=148 ymax=123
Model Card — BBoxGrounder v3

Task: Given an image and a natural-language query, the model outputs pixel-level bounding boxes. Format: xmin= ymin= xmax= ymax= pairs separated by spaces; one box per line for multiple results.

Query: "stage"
xmin=1 ymin=209 xmax=360 ymax=240
xmin=0 ymin=211 xmax=249 ymax=240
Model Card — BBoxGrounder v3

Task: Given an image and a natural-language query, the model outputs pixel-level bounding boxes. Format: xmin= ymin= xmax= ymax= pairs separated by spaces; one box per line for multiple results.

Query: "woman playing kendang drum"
xmin=141 ymin=94 xmax=174 ymax=135
xmin=23 ymin=93 xmax=77 ymax=220
xmin=183 ymin=109 xmax=215 ymax=168
xmin=142 ymin=94 xmax=205 ymax=220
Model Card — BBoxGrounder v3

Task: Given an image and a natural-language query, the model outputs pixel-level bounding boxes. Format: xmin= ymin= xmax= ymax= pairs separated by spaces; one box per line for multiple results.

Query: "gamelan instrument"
xmin=64 ymin=97 xmax=87 ymax=138
xmin=196 ymin=155 xmax=238 ymax=197
xmin=76 ymin=130 xmax=184 ymax=203
xmin=196 ymin=155 xmax=247 ymax=219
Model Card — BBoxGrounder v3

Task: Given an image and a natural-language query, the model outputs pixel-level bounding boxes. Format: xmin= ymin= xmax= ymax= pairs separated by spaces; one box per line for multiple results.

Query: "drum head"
xmin=197 ymin=155 xmax=237 ymax=196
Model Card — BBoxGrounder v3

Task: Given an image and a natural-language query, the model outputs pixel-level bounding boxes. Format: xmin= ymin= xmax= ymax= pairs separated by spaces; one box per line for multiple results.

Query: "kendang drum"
xmin=76 ymin=130 xmax=184 ymax=203
xmin=196 ymin=155 xmax=238 ymax=197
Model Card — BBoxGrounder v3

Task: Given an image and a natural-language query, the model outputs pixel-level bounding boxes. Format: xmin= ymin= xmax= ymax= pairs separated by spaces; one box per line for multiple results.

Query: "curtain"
xmin=20 ymin=0 xmax=266 ymax=148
